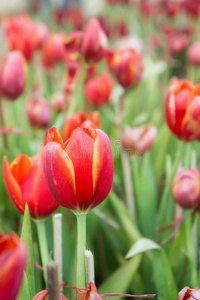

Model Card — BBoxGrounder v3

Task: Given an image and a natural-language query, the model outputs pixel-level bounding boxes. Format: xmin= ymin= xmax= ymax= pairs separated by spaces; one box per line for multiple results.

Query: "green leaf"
xmin=17 ymin=272 xmax=31 ymax=300
xmin=125 ymin=238 xmax=178 ymax=299
xmin=108 ymin=190 xmax=141 ymax=243
xmin=126 ymin=238 xmax=160 ymax=258
xmin=20 ymin=204 xmax=35 ymax=298
xmin=132 ymin=154 xmax=158 ymax=238
xmin=98 ymin=255 xmax=141 ymax=300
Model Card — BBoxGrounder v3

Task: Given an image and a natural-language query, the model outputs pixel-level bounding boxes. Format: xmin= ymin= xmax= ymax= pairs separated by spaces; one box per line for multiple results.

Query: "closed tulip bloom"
xmin=65 ymin=18 xmax=108 ymax=63
xmin=41 ymin=33 xmax=65 ymax=68
xmin=165 ymin=77 xmax=200 ymax=141
xmin=42 ymin=127 xmax=114 ymax=213
xmin=0 ymin=231 xmax=27 ymax=300
xmin=121 ymin=125 xmax=157 ymax=155
xmin=178 ymin=286 xmax=200 ymax=300
xmin=51 ymin=92 xmax=66 ymax=113
xmin=106 ymin=49 xmax=143 ymax=89
xmin=172 ymin=168 xmax=200 ymax=209
xmin=26 ymin=97 xmax=51 ymax=128
xmin=61 ymin=111 xmax=100 ymax=141
xmin=33 ymin=290 xmax=68 ymax=300
xmin=3 ymin=154 xmax=59 ymax=220
xmin=0 ymin=51 xmax=27 ymax=100
xmin=84 ymin=72 xmax=113 ymax=106
xmin=187 ymin=41 xmax=200 ymax=66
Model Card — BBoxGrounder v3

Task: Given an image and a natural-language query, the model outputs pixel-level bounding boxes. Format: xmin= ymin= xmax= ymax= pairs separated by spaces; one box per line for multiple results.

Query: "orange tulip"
xmin=42 ymin=127 xmax=114 ymax=213
xmin=0 ymin=231 xmax=27 ymax=300
xmin=3 ymin=154 xmax=59 ymax=220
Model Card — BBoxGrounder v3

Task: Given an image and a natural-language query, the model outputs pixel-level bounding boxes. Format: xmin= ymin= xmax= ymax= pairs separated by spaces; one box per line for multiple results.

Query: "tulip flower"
xmin=0 ymin=231 xmax=27 ymax=300
xmin=84 ymin=72 xmax=113 ymax=107
xmin=0 ymin=51 xmax=27 ymax=100
xmin=165 ymin=77 xmax=200 ymax=141
xmin=106 ymin=49 xmax=143 ymax=89
xmin=172 ymin=168 xmax=200 ymax=209
xmin=3 ymin=154 xmax=59 ymax=220
xmin=26 ymin=96 xmax=51 ymax=128
xmin=42 ymin=127 xmax=114 ymax=213
xmin=61 ymin=111 xmax=100 ymax=141
xmin=178 ymin=286 xmax=200 ymax=300
xmin=187 ymin=41 xmax=200 ymax=66
xmin=41 ymin=33 xmax=66 ymax=69
xmin=121 ymin=125 xmax=157 ymax=155
xmin=65 ymin=18 xmax=108 ymax=63
xmin=51 ymin=92 xmax=66 ymax=113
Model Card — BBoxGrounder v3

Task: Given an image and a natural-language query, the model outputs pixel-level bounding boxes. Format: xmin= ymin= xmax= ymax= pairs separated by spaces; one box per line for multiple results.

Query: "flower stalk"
xmin=36 ymin=221 xmax=49 ymax=283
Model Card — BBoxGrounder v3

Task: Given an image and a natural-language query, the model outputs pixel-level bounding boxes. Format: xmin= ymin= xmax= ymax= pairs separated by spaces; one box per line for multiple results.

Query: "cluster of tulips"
xmin=2 ymin=0 xmax=200 ymax=300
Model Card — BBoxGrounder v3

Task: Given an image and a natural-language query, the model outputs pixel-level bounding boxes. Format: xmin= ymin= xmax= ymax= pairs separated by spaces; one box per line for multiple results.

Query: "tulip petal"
xmin=42 ymin=142 xmax=76 ymax=210
xmin=92 ymin=129 xmax=114 ymax=208
xmin=3 ymin=156 xmax=24 ymax=214
xmin=33 ymin=163 xmax=59 ymax=219
xmin=65 ymin=128 xmax=94 ymax=211
xmin=32 ymin=290 xmax=48 ymax=300
xmin=10 ymin=154 xmax=33 ymax=184
xmin=44 ymin=126 xmax=64 ymax=148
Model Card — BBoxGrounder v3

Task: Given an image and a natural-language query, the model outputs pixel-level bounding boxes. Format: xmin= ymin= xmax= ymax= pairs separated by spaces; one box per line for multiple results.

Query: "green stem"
xmin=183 ymin=142 xmax=191 ymax=168
xmin=67 ymin=65 xmax=86 ymax=116
xmin=76 ymin=214 xmax=87 ymax=288
xmin=0 ymin=96 xmax=8 ymax=149
xmin=36 ymin=221 xmax=49 ymax=283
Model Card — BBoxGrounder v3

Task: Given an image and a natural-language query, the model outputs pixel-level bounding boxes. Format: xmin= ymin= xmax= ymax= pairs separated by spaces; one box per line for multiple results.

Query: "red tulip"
xmin=106 ymin=49 xmax=143 ymax=89
xmin=61 ymin=111 xmax=100 ymax=141
xmin=121 ymin=125 xmax=157 ymax=155
xmin=84 ymin=72 xmax=113 ymax=107
xmin=26 ymin=96 xmax=51 ymax=129
xmin=178 ymin=286 xmax=200 ymax=300
xmin=0 ymin=231 xmax=27 ymax=300
xmin=187 ymin=41 xmax=200 ymax=66
xmin=0 ymin=51 xmax=27 ymax=100
xmin=3 ymin=154 xmax=59 ymax=220
xmin=42 ymin=127 xmax=114 ymax=213
xmin=41 ymin=33 xmax=66 ymax=69
xmin=165 ymin=77 xmax=200 ymax=141
xmin=65 ymin=18 xmax=108 ymax=63
xmin=172 ymin=168 xmax=200 ymax=209
xmin=51 ymin=92 xmax=66 ymax=113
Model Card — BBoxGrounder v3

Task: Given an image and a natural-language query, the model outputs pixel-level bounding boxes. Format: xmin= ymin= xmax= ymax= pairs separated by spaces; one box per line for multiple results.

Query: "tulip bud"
xmin=187 ymin=41 xmax=200 ymax=66
xmin=0 ymin=51 xmax=27 ymax=100
xmin=84 ymin=72 xmax=113 ymax=106
xmin=26 ymin=96 xmax=51 ymax=128
xmin=121 ymin=125 xmax=157 ymax=155
xmin=65 ymin=18 xmax=108 ymax=63
xmin=165 ymin=77 xmax=200 ymax=141
xmin=61 ymin=111 xmax=100 ymax=141
xmin=0 ymin=231 xmax=27 ymax=300
xmin=41 ymin=33 xmax=65 ymax=68
xmin=51 ymin=92 xmax=66 ymax=113
xmin=168 ymin=33 xmax=189 ymax=54
xmin=42 ymin=127 xmax=114 ymax=214
xmin=172 ymin=168 xmax=200 ymax=209
xmin=178 ymin=286 xmax=200 ymax=300
xmin=33 ymin=290 xmax=68 ymax=300
xmin=3 ymin=154 xmax=59 ymax=220
xmin=106 ymin=49 xmax=143 ymax=89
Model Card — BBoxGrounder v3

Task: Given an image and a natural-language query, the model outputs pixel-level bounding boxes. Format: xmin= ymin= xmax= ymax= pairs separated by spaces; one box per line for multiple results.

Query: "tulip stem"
xmin=0 ymin=97 xmax=8 ymax=149
xmin=121 ymin=151 xmax=135 ymax=219
xmin=36 ymin=221 xmax=49 ymax=283
xmin=76 ymin=213 xmax=87 ymax=289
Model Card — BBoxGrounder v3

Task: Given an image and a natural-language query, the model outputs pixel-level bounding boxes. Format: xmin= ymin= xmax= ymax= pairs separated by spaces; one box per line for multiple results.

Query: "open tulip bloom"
xmin=42 ymin=126 xmax=114 ymax=289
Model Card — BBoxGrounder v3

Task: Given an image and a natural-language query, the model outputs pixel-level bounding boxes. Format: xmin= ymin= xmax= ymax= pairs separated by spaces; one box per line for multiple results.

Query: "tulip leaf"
xmin=126 ymin=238 xmax=160 ymax=258
xmin=168 ymin=214 xmax=198 ymax=288
xmin=132 ymin=154 xmax=158 ymax=238
xmin=98 ymin=254 xmax=141 ymax=299
xmin=20 ymin=204 xmax=35 ymax=298
xmin=17 ymin=272 xmax=31 ymax=300
xmin=108 ymin=190 xmax=141 ymax=243
xmin=125 ymin=238 xmax=178 ymax=299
